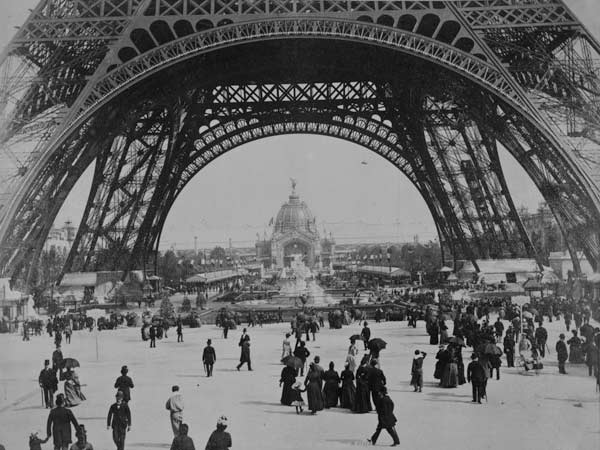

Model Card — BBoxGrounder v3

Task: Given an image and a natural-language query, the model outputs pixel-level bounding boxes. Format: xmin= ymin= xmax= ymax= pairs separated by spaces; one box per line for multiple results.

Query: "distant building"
xmin=548 ymin=251 xmax=595 ymax=280
xmin=518 ymin=203 xmax=565 ymax=260
xmin=45 ymin=221 xmax=77 ymax=254
xmin=256 ymin=181 xmax=335 ymax=268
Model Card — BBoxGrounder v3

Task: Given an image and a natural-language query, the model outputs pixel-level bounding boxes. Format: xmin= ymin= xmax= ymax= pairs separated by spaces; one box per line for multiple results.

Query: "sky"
xmin=0 ymin=1 xmax=598 ymax=250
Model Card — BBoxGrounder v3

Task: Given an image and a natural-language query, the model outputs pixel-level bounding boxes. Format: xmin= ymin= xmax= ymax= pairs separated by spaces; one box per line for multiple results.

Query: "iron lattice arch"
xmin=1 ymin=1 xmax=600 ymax=283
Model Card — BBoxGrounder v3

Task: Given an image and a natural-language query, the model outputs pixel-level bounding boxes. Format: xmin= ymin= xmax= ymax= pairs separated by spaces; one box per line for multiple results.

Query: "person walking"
xmin=346 ymin=337 xmax=359 ymax=373
xmin=52 ymin=345 xmax=64 ymax=376
xmin=281 ymin=333 xmax=292 ymax=362
xmin=339 ymin=362 xmax=356 ymax=409
xmin=503 ymin=333 xmax=515 ymax=368
xmin=46 ymin=394 xmax=79 ymax=450
xmin=322 ymin=361 xmax=340 ymax=408
xmin=361 ymin=322 xmax=371 ymax=351
xmin=467 ymin=354 xmax=487 ymax=404
xmin=166 ymin=386 xmax=184 ymax=437
xmin=106 ymin=391 xmax=131 ymax=450
xmin=534 ymin=325 xmax=548 ymax=358
xmin=149 ymin=325 xmax=156 ymax=348
xmin=170 ymin=423 xmax=195 ymax=450
xmin=236 ymin=335 xmax=252 ymax=371
xmin=293 ymin=341 xmax=310 ymax=376
xmin=367 ymin=387 xmax=400 ymax=447
xmin=202 ymin=340 xmax=216 ymax=377
xmin=367 ymin=359 xmax=386 ymax=409
xmin=304 ymin=362 xmax=324 ymax=415
xmin=556 ymin=333 xmax=569 ymax=374
xmin=176 ymin=320 xmax=183 ymax=343
xmin=410 ymin=350 xmax=427 ymax=392
xmin=353 ymin=355 xmax=372 ymax=413
xmin=205 ymin=416 xmax=231 ymax=450
xmin=39 ymin=359 xmax=58 ymax=409
xmin=114 ymin=366 xmax=134 ymax=403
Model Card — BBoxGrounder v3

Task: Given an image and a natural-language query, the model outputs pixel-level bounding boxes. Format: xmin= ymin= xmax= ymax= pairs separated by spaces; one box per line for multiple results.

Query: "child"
xmin=290 ymin=381 xmax=306 ymax=414
xmin=410 ymin=350 xmax=427 ymax=392
xmin=29 ymin=432 xmax=49 ymax=450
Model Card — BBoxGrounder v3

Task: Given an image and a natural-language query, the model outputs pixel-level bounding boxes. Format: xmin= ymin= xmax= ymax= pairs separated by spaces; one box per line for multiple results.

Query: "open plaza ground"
xmin=1 ymin=315 xmax=599 ymax=450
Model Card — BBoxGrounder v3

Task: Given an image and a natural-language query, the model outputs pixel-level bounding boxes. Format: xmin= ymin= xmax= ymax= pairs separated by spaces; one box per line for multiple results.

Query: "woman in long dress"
xmin=279 ymin=365 xmax=297 ymax=406
xmin=322 ymin=361 xmax=340 ymax=408
xmin=339 ymin=363 xmax=356 ymax=409
xmin=63 ymin=368 xmax=86 ymax=406
xmin=346 ymin=338 xmax=359 ymax=373
xmin=567 ymin=330 xmax=584 ymax=363
xmin=352 ymin=356 xmax=372 ymax=413
xmin=281 ymin=333 xmax=292 ymax=362
xmin=304 ymin=363 xmax=324 ymax=415
xmin=440 ymin=347 xmax=459 ymax=388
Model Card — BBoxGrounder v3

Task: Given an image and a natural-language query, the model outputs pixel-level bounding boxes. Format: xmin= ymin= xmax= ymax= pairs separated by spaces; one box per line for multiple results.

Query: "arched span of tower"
xmin=1 ymin=1 xmax=600 ymax=283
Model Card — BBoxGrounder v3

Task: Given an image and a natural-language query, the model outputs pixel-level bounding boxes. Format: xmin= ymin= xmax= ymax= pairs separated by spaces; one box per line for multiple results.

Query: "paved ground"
xmin=0 ymin=315 xmax=598 ymax=450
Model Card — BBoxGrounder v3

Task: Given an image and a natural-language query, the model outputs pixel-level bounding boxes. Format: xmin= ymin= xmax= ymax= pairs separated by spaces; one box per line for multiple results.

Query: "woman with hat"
xmin=205 ymin=416 xmax=232 ymax=450
xmin=353 ymin=355 xmax=372 ymax=413
xmin=346 ymin=337 xmax=359 ymax=373
xmin=304 ymin=362 xmax=324 ymax=415
xmin=339 ymin=362 xmax=356 ymax=410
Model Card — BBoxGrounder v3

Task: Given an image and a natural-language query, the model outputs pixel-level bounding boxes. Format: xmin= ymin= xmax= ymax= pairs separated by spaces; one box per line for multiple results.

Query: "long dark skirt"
xmin=340 ymin=381 xmax=356 ymax=409
xmin=281 ymin=382 xmax=295 ymax=406
xmin=441 ymin=363 xmax=458 ymax=388
xmin=323 ymin=381 xmax=339 ymax=408
xmin=429 ymin=333 xmax=439 ymax=345
xmin=353 ymin=382 xmax=372 ymax=413
xmin=457 ymin=360 xmax=466 ymax=385
xmin=306 ymin=381 xmax=324 ymax=412
xmin=434 ymin=361 xmax=444 ymax=380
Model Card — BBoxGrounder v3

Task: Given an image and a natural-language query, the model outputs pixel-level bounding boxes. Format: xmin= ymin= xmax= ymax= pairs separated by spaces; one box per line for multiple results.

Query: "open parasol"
xmin=522 ymin=311 xmax=533 ymax=320
xmin=349 ymin=334 xmax=362 ymax=341
xmin=482 ymin=344 xmax=502 ymax=355
xmin=60 ymin=358 xmax=80 ymax=369
xmin=282 ymin=355 xmax=303 ymax=370
xmin=368 ymin=338 xmax=387 ymax=351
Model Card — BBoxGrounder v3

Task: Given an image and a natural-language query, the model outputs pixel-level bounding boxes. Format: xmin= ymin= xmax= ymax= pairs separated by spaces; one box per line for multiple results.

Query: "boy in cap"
xmin=114 ymin=366 xmax=134 ymax=403
xmin=107 ymin=391 xmax=131 ymax=450
xmin=39 ymin=359 xmax=58 ymax=408
xmin=203 ymin=340 xmax=216 ymax=377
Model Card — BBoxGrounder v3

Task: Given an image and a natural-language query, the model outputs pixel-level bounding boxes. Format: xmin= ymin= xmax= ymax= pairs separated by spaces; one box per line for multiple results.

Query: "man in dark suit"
xmin=556 ymin=333 xmax=569 ymax=374
xmin=114 ymin=366 xmax=134 ymax=403
xmin=46 ymin=393 xmax=79 ymax=450
xmin=367 ymin=387 xmax=400 ymax=446
xmin=149 ymin=325 xmax=156 ymax=348
xmin=367 ymin=359 xmax=386 ymax=409
xmin=39 ymin=359 xmax=58 ymax=408
xmin=467 ymin=354 xmax=487 ymax=404
xmin=236 ymin=335 xmax=252 ymax=371
xmin=202 ymin=339 xmax=216 ymax=377
xmin=361 ymin=322 xmax=371 ymax=350
xmin=107 ymin=391 xmax=131 ymax=450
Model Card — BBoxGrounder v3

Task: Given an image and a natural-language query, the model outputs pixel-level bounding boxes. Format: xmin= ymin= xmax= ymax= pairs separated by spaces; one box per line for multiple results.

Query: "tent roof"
xmin=459 ymin=259 xmax=539 ymax=274
xmin=439 ymin=266 xmax=454 ymax=272
xmin=60 ymin=272 xmax=97 ymax=287
xmin=186 ymin=269 xmax=247 ymax=284
xmin=357 ymin=265 xmax=410 ymax=278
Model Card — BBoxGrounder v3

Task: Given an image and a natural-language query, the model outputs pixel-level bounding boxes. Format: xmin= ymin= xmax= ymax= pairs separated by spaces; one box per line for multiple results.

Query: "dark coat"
xmin=467 ymin=360 xmax=487 ymax=386
xmin=340 ymin=369 xmax=356 ymax=409
xmin=39 ymin=367 xmax=58 ymax=391
xmin=203 ymin=346 xmax=216 ymax=364
xmin=205 ymin=429 xmax=232 ymax=450
xmin=114 ymin=375 xmax=134 ymax=402
xmin=556 ymin=340 xmax=568 ymax=362
xmin=322 ymin=369 xmax=340 ymax=408
xmin=353 ymin=365 xmax=372 ymax=413
xmin=361 ymin=326 xmax=371 ymax=342
xmin=293 ymin=346 xmax=310 ymax=363
xmin=239 ymin=341 xmax=250 ymax=363
xmin=304 ymin=370 xmax=324 ymax=412
xmin=367 ymin=367 xmax=386 ymax=394
xmin=107 ymin=402 xmax=131 ymax=429
xmin=171 ymin=435 xmax=195 ymax=450
xmin=279 ymin=366 xmax=297 ymax=406
xmin=47 ymin=406 xmax=78 ymax=447
xmin=376 ymin=395 xmax=397 ymax=428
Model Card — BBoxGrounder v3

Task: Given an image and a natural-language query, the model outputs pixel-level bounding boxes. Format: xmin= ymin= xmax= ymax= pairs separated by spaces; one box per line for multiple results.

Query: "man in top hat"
xmin=107 ymin=391 xmax=131 ymax=450
xmin=556 ymin=333 xmax=569 ymax=374
xmin=114 ymin=366 xmax=134 ymax=403
xmin=203 ymin=340 xmax=216 ymax=377
xmin=367 ymin=387 xmax=400 ymax=446
xmin=39 ymin=359 xmax=59 ymax=408
xmin=47 ymin=393 xmax=79 ymax=450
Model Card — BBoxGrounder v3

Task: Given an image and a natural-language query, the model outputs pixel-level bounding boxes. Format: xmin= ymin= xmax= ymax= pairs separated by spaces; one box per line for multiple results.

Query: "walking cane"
xmin=546 ymin=342 xmax=551 ymax=356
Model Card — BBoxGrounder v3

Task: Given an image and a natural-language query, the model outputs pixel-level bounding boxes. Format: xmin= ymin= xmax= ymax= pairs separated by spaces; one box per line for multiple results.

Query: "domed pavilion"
xmin=255 ymin=180 xmax=335 ymax=268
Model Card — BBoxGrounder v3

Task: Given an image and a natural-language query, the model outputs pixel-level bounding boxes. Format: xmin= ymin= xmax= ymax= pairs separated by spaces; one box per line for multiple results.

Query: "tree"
xmin=209 ymin=246 xmax=227 ymax=264
xmin=159 ymin=296 xmax=175 ymax=321
xmin=158 ymin=250 xmax=179 ymax=286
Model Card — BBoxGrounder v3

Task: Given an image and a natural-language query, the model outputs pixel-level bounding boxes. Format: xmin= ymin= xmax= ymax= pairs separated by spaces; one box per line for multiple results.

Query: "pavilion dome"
xmin=273 ymin=190 xmax=318 ymax=235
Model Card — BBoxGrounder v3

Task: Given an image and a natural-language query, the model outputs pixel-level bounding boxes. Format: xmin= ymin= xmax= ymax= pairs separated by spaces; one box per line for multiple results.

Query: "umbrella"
xmin=447 ymin=336 xmax=465 ymax=346
xmin=368 ymin=338 xmax=387 ymax=351
xmin=482 ymin=344 xmax=502 ymax=355
xmin=349 ymin=334 xmax=362 ymax=341
xmin=61 ymin=358 xmax=80 ymax=369
xmin=522 ymin=311 xmax=533 ymax=319
xmin=282 ymin=356 xmax=303 ymax=370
